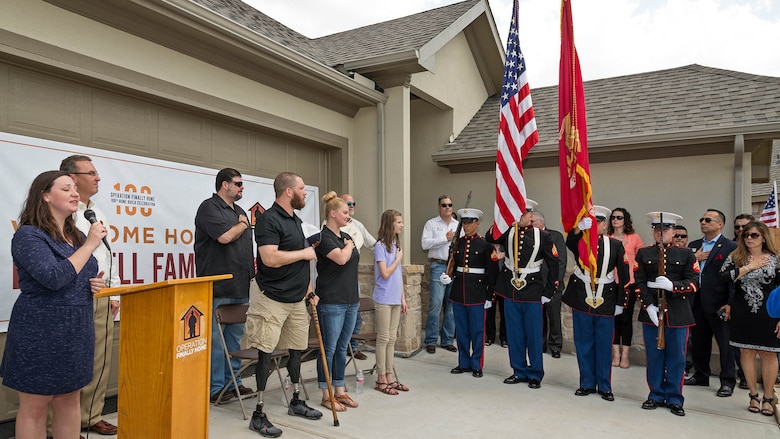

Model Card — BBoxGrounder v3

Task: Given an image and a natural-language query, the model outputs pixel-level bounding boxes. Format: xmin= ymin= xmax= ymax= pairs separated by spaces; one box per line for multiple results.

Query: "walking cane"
xmin=308 ymin=297 xmax=340 ymax=426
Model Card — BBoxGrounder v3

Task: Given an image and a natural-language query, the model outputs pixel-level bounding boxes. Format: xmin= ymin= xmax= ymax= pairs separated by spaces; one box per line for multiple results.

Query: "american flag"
xmin=761 ymin=181 xmax=778 ymax=228
xmin=492 ymin=0 xmax=538 ymax=239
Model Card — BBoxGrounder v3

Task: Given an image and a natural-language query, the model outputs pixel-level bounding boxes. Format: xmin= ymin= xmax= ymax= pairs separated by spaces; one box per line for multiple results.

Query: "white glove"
xmin=577 ymin=217 xmax=593 ymax=231
xmin=439 ymin=273 xmax=452 ymax=285
xmin=614 ymin=306 xmax=624 ymax=316
xmin=541 ymin=296 xmax=551 ymax=304
xmin=647 ymin=276 xmax=673 ymax=291
xmin=484 ymin=300 xmax=493 ymax=310
xmin=646 ymin=304 xmax=659 ymax=326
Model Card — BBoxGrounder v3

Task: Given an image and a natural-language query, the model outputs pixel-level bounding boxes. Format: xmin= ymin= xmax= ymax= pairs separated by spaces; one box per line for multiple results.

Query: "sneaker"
xmin=288 ymin=399 xmax=323 ymax=419
xmin=249 ymin=411 xmax=282 ymax=438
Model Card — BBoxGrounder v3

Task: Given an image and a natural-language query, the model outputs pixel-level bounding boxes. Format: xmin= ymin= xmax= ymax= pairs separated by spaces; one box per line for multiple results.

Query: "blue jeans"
xmin=211 ymin=297 xmax=248 ymax=396
xmin=316 ymin=302 xmax=358 ymax=388
xmin=425 ymin=261 xmax=455 ymax=346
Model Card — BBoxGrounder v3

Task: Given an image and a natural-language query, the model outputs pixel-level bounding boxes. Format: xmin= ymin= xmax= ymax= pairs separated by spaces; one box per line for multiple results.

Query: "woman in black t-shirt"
xmin=314 ymin=191 xmax=361 ymax=411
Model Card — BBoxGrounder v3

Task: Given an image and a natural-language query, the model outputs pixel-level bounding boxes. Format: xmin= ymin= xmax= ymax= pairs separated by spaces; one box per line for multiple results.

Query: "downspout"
xmin=377 ymin=101 xmax=386 ymax=209
xmin=734 ymin=134 xmax=744 ymax=214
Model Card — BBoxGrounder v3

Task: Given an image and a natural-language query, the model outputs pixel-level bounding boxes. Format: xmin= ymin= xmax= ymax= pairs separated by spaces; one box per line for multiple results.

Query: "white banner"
xmin=1 ymin=132 xmax=319 ymax=331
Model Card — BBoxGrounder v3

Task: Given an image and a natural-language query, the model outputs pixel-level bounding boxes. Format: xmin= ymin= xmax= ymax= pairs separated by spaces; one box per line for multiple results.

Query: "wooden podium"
xmin=95 ymin=275 xmax=231 ymax=439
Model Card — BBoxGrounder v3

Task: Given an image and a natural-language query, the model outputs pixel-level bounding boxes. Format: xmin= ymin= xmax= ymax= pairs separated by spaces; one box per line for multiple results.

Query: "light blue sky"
xmin=252 ymin=0 xmax=780 ymax=87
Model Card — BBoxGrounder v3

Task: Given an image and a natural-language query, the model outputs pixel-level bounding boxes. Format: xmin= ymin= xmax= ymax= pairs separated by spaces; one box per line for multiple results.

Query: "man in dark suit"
xmin=533 ymin=210 xmax=567 ymax=358
xmin=684 ymin=209 xmax=738 ymax=397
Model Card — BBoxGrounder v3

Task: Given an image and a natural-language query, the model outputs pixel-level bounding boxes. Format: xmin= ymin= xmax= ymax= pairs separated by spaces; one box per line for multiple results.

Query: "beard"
xmin=291 ymin=192 xmax=305 ymax=210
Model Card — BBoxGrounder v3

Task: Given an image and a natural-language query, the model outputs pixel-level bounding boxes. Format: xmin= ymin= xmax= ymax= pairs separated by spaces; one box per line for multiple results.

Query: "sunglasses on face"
xmin=742 ymin=232 xmax=762 ymax=239
xmin=346 ymin=202 xmax=356 ymax=207
xmin=674 ymin=234 xmax=688 ymax=239
xmin=699 ymin=217 xmax=718 ymax=224
xmin=610 ymin=215 xmax=624 ymax=220
xmin=734 ymin=224 xmax=746 ymax=230
xmin=440 ymin=203 xmax=453 ymax=208
xmin=231 ymin=181 xmax=243 ymax=187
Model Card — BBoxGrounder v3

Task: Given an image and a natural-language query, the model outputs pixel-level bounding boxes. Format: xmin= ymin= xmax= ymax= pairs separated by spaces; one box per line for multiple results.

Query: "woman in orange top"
xmin=607 ymin=207 xmax=643 ymax=368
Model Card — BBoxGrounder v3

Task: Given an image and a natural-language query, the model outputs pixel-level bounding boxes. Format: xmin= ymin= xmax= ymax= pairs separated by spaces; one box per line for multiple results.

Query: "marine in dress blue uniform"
xmin=635 ymin=212 xmax=699 ymax=416
xmin=443 ymin=208 xmax=497 ymax=378
xmin=487 ymin=199 xmax=560 ymax=388
xmin=563 ymin=206 xmax=629 ymax=401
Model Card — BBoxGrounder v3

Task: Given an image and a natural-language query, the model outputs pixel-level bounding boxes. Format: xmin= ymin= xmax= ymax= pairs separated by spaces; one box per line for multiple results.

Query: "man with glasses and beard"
xmin=684 ymin=209 xmax=738 ymax=398
xmin=195 ymin=168 xmax=255 ymax=404
xmin=247 ymin=172 xmax=322 ymax=437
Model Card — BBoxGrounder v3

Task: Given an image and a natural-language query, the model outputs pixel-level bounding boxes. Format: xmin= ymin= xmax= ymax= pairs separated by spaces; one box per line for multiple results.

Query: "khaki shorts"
xmin=246 ymin=278 xmax=310 ymax=352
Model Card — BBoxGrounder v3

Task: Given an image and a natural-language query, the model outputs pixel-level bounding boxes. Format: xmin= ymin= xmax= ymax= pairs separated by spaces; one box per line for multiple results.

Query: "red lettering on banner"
xmin=118 ymin=253 xmax=145 ymax=284
xmin=153 ymin=253 xmax=195 ymax=281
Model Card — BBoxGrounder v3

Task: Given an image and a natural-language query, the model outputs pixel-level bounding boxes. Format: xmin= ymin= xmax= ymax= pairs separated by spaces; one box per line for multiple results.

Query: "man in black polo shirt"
xmin=247 ymin=171 xmax=322 ymax=437
xmin=194 ymin=168 xmax=255 ymax=403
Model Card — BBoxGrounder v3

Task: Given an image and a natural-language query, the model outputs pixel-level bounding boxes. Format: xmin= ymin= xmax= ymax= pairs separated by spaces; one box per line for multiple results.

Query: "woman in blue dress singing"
xmin=1 ymin=170 xmax=107 ymax=439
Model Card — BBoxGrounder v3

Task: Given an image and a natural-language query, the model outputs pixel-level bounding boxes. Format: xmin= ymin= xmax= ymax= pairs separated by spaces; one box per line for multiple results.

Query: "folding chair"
xmin=213 ymin=303 xmax=290 ymax=419
xmin=346 ymin=297 xmax=399 ymax=381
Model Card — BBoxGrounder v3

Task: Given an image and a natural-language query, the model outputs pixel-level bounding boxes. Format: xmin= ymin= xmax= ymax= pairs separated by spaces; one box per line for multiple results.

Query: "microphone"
xmin=84 ymin=209 xmax=111 ymax=250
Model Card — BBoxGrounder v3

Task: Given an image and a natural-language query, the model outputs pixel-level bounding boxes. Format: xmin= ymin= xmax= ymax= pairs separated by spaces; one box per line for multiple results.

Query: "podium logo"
xmin=181 ymin=305 xmax=204 ymax=341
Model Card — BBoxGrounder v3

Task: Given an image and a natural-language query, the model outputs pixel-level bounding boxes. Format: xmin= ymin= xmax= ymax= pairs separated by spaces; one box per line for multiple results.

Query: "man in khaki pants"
xmin=61 ymin=155 xmax=120 ymax=436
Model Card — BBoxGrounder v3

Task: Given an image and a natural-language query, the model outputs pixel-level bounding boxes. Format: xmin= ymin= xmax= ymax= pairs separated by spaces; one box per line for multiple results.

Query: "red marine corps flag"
xmin=492 ymin=0 xmax=539 ymax=239
xmin=559 ymin=0 xmax=597 ymax=288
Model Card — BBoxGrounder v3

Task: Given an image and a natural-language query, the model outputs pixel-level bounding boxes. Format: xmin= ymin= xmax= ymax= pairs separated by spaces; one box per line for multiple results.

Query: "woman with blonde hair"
xmin=720 ymin=221 xmax=780 ymax=416
xmin=313 ymin=191 xmax=360 ymax=411
xmin=373 ymin=209 xmax=409 ymax=394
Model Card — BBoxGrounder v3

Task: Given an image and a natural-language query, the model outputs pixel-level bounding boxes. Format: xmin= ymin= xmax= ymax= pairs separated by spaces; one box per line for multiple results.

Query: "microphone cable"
xmin=85 ymin=248 xmax=113 ymax=439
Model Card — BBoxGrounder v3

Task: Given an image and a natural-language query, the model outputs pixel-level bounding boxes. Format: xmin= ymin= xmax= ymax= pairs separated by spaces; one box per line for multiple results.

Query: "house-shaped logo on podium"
xmin=181 ymin=305 xmax=204 ymax=340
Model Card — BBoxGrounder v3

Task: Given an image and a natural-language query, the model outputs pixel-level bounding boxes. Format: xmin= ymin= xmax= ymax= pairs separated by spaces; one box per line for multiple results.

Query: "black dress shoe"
xmin=642 ymin=399 xmax=664 ymax=410
xmin=443 ymin=344 xmax=458 ymax=352
xmin=528 ymin=379 xmax=541 ymax=389
xmin=426 ymin=345 xmax=436 ymax=354
xmin=738 ymin=378 xmax=749 ymax=389
xmin=503 ymin=375 xmax=528 ymax=384
xmin=450 ymin=366 xmax=471 ymax=374
xmin=472 ymin=369 xmax=483 ymax=378
xmin=716 ymin=385 xmax=734 ymax=397
xmin=683 ymin=376 xmax=709 ymax=386
xmin=599 ymin=391 xmax=615 ymax=401
xmin=551 ymin=350 xmax=561 ymax=358
xmin=575 ymin=388 xmax=596 ymax=396
xmin=668 ymin=403 xmax=685 ymax=416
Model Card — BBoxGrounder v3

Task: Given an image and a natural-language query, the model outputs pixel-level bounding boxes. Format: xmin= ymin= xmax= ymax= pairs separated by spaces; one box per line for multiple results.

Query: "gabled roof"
xmin=313 ymin=0 xmax=481 ymax=67
xmin=434 ymin=64 xmax=780 ymax=171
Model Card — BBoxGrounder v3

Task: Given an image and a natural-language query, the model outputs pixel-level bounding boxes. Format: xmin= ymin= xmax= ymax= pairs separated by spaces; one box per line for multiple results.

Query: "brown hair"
xmin=321 ymin=191 xmax=345 ymax=219
xmin=730 ymin=221 xmax=780 ymax=266
xmin=273 ymin=172 xmax=302 ymax=197
xmin=20 ymin=170 xmax=83 ymax=245
xmin=377 ymin=209 xmax=402 ymax=252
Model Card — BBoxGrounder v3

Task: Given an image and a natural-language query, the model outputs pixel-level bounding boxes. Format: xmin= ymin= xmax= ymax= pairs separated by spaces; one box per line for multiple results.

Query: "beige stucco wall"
xmin=2 ymin=0 xmax=360 ymax=141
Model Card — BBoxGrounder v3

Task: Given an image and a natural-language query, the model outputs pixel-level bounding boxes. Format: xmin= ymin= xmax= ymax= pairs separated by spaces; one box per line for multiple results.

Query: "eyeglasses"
xmin=742 ymin=232 xmax=762 ymax=239
xmin=610 ymin=215 xmax=624 ymax=220
xmin=699 ymin=217 xmax=719 ymax=224
xmin=674 ymin=234 xmax=688 ymax=239
xmin=72 ymin=171 xmax=98 ymax=177
xmin=231 ymin=181 xmax=243 ymax=187
xmin=346 ymin=202 xmax=356 ymax=207
xmin=440 ymin=203 xmax=453 ymax=208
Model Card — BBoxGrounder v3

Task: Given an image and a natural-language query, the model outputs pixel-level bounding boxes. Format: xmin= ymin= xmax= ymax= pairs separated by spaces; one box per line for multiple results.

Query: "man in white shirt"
xmin=60 ymin=155 xmax=120 ymax=436
xmin=421 ymin=195 xmax=459 ymax=353
xmin=340 ymin=194 xmax=377 ymax=360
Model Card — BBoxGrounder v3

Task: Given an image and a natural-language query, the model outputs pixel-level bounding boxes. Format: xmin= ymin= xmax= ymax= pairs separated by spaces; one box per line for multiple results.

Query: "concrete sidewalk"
xmin=97 ymin=345 xmax=779 ymax=438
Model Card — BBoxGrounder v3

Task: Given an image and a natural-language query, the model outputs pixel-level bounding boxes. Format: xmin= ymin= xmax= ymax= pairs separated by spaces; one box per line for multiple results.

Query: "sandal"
xmin=761 ymin=396 xmax=776 ymax=416
xmin=335 ymin=393 xmax=359 ymax=408
xmin=320 ymin=398 xmax=347 ymax=412
xmin=389 ymin=381 xmax=409 ymax=392
xmin=748 ymin=393 xmax=760 ymax=413
xmin=374 ymin=382 xmax=398 ymax=395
